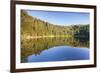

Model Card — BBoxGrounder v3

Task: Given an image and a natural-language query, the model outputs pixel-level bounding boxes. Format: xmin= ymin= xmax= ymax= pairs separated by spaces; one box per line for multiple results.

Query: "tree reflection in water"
xmin=21 ymin=37 xmax=89 ymax=62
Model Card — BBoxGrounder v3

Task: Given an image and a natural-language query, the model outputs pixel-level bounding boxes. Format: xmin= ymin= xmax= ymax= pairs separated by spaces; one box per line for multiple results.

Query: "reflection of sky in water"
xmin=26 ymin=46 xmax=89 ymax=62
xmin=21 ymin=37 xmax=89 ymax=63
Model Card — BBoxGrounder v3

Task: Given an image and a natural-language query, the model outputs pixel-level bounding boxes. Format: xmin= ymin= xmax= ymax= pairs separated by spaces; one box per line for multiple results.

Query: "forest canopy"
xmin=21 ymin=10 xmax=89 ymax=39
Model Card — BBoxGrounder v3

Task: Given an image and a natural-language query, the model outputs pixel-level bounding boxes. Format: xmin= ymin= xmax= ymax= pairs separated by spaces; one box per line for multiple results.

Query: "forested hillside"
xmin=21 ymin=10 xmax=89 ymax=39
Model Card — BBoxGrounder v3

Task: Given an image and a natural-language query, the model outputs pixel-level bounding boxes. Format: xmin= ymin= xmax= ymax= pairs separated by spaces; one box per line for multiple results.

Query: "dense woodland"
xmin=21 ymin=10 xmax=89 ymax=61
xmin=21 ymin=10 xmax=89 ymax=39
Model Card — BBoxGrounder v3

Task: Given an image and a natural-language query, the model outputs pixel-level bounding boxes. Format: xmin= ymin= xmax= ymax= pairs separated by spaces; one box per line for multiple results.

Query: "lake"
xmin=21 ymin=37 xmax=89 ymax=63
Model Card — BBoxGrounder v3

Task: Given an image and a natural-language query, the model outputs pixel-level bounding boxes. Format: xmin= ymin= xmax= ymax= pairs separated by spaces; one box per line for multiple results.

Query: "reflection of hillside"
xmin=21 ymin=10 xmax=90 ymax=63
xmin=21 ymin=37 xmax=89 ymax=62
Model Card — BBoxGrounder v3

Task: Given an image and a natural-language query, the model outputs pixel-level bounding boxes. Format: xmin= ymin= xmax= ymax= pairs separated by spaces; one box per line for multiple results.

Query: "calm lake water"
xmin=21 ymin=37 xmax=89 ymax=63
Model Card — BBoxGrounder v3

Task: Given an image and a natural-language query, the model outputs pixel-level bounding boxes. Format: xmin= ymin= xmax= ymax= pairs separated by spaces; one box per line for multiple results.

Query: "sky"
xmin=26 ymin=10 xmax=90 ymax=26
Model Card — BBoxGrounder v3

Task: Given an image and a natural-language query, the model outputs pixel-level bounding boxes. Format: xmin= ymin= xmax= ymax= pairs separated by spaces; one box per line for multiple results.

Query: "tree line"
xmin=21 ymin=10 xmax=89 ymax=39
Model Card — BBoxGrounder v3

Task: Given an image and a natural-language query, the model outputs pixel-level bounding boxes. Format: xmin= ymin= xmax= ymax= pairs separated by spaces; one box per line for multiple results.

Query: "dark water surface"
xmin=21 ymin=37 xmax=89 ymax=63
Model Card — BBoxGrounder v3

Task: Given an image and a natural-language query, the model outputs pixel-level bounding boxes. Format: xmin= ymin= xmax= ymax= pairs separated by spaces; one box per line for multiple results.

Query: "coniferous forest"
xmin=21 ymin=10 xmax=90 ymax=63
xmin=21 ymin=10 xmax=89 ymax=39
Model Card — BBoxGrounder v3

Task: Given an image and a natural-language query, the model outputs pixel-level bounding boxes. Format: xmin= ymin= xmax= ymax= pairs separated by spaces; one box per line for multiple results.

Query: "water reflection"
xmin=21 ymin=37 xmax=89 ymax=63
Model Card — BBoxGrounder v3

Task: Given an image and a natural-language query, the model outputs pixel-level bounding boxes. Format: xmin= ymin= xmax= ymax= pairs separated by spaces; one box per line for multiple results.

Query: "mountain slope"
xmin=21 ymin=10 xmax=89 ymax=39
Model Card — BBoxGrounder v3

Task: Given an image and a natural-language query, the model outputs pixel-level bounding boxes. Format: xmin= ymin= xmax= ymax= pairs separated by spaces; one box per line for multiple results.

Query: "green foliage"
xmin=21 ymin=10 xmax=89 ymax=39
xmin=73 ymin=24 xmax=89 ymax=38
xmin=21 ymin=10 xmax=90 ymax=62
